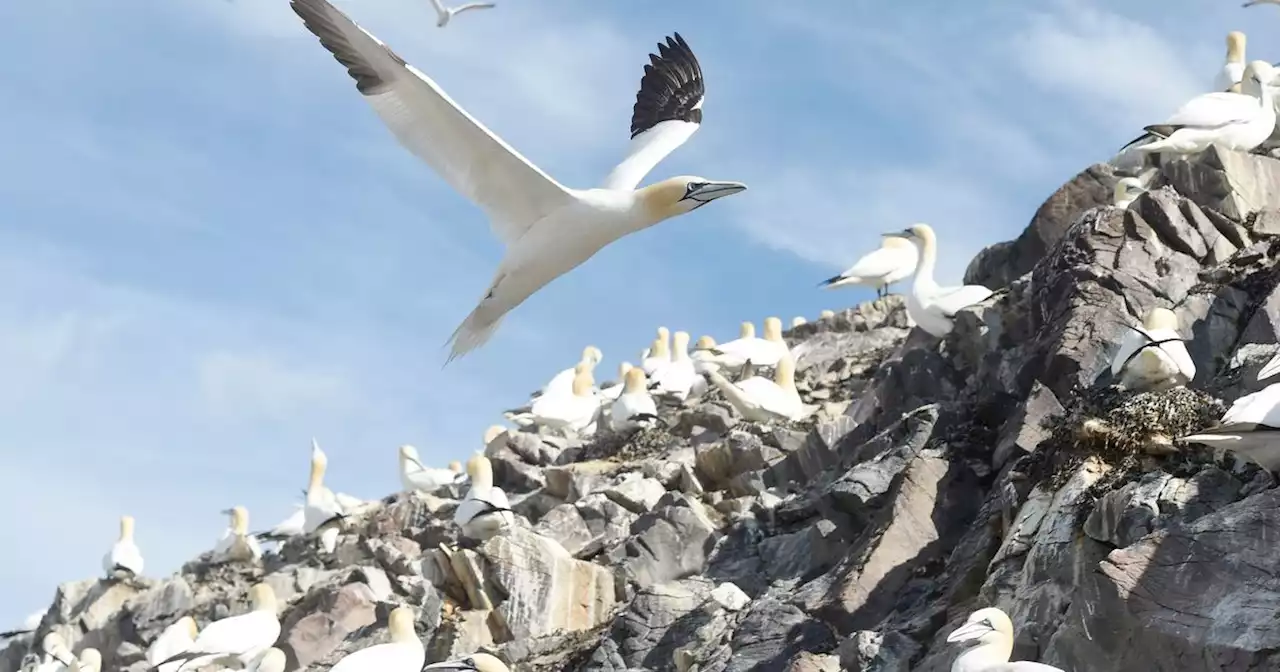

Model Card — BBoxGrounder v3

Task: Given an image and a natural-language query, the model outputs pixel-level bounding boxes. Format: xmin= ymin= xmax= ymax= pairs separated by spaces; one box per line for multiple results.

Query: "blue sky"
xmin=0 ymin=0 xmax=1269 ymax=626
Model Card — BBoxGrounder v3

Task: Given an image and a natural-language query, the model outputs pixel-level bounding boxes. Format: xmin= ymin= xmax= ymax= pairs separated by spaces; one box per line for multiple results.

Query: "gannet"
xmin=946 ymin=607 xmax=1064 ymax=672
xmin=1112 ymin=177 xmax=1147 ymax=209
xmin=102 ymin=515 xmax=144 ymax=581
xmin=254 ymin=505 xmax=305 ymax=544
xmin=35 ymin=633 xmax=74 ymax=671
xmin=1109 ymin=307 xmax=1195 ymax=392
xmin=157 ymin=584 xmax=280 ymax=672
xmin=1124 ymin=61 xmax=1277 ymax=156
xmin=791 ymin=317 xmax=806 ymax=327
xmin=1214 ymin=31 xmax=1247 ymax=93
xmin=427 ymin=0 xmax=495 ymax=28
xmin=424 ymin=653 xmax=510 ymax=671
xmin=329 ymin=606 xmax=424 ymax=672
xmin=690 ymin=335 xmax=718 ymax=372
xmin=147 ymin=617 xmax=198 ymax=672
xmin=290 ymin=0 xmax=746 ymax=361
xmin=213 ymin=506 xmax=263 ymax=563
xmin=641 ymin=327 xmax=672 ymax=376
xmin=538 ymin=346 xmax=602 ymax=398
xmin=819 ymin=310 xmax=835 ymax=319
xmin=599 ymin=361 xmax=634 ymax=403
xmin=251 ymin=648 xmax=286 ymax=672
xmin=1181 ymin=382 xmax=1280 ymax=471
xmin=890 ymin=224 xmax=994 ymax=337
xmin=706 ymin=353 xmax=814 ymax=423
xmin=453 ymin=454 xmax=515 ymax=540
xmin=304 ymin=439 xmax=346 ymax=553
xmin=73 ymin=649 xmax=101 ymax=672
xmin=611 ymin=367 xmax=660 ymax=431
xmin=651 ymin=331 xmax=697 ymax=400
xmin=820 ymin=235 xmax=918 ymax=298
xmin=1256 ymin=349 xmax=1280 ymax=381
xmin=399 ymin=445 xmax=465 ymax=493
xmin=707 ymin=317 xmax=788 ymax=371
xmin=526 ymin=363 xmax=600 ymax=433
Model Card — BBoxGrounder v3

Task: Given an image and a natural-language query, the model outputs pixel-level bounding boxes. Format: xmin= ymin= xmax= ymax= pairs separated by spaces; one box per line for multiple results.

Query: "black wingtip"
xmin=818 ymin=274 xmax=842 ymax=287
xmin=629 ymin=31 xmax=706 ymax=138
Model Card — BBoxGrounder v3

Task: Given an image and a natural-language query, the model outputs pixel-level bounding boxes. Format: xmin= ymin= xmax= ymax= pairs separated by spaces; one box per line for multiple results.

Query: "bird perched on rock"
xmin=946 ymin=607 xmax=1064 ymax=672
xmin=147 ymin=617 xmax=198 ymax=672
xmin=1109 ymin=307 xmax=1196 ymax=392
xmin=1181 ymin=382 xmax=1280 ymax=472
xmin=399 ymin=445 xmax=465 ymax=494
xmin=706 ymin=353 xmax=815 ymax=423
xmin=328 ymin=606 xmax=425 ymax=672
xmin=706 ymin=317 xmax=789 ymax=373
xmin=424 ymin=653 xmax=510 ymax=671
xmin=537 ymin=345 xmax=602 ymax=398
xmin=890 ymin=223 xmax=993 ymax=337
xmin=1124 ymin=60 xmax=1278 ymax=157
xmin=155 ymin=583 xmax=280 ymax=672
xmin=454 ymin=454 xmax=515 ymax=540
xmin=303 ymin=439 xmax=347 ymax=554
xmin=102 ymin=515 xmax=144 ymax=581
xmin=650 ymin=331 xmax=698 ymax=400
xmin=611 ymin=367 xmax=660 ymax=431
xmin=820 ymin=235 xmax=918 ymax=298
xmin=213 ymin=506 xmax=262 ymax=564
xmin=1214 ymin=31 xmax=1247 ymax=93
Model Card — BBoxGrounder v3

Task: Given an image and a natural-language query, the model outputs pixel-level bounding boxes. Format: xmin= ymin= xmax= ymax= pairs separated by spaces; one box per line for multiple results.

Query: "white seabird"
xmin=706 ymin=353 xmax=814 ymax=423
xmin=290 ymin=0 xmax=746 ymax=361
xmin=690 ymin=335 xmax=718 ymax=372
xmin=791 ymin=316 xmax=806 ymax=327
xmin=254 ymin=505 xmax=305 ymax=545
xmin=1256 ymin=348 xmax=1280 ymax=381
xmin=147 ymin=617 xmax=198 ymax=672
xmin=73 ymin=649 xmax=101 ymax=672
xmin=329 ymin=606 xmax=425 ymax=672
xmin=819 ymin=310 xmax=836 ymax=319
xmin=641 ymin=327 xmax=672 ymax=376
xmin=250 ymin=648 xmax=287 ymax=672
xmin=946 ymin=607 xmax=1064 ymax=672
xmin=453 ymin=454 xmax=515 ymax=540
xmin=1112 ymin=177 xmax=1147 ymax=210
xmin=1181 ymin=382 xmax=1280 ymax=471
xmin=304 ymin=439 xmax=347 ymax=554
xmin=526 ymin=363 xmax=600 ymax=434
xmin=399 ymin=445 xmax=465 ymax=493
xmin=1214 ymin=31 xmax=1247 ymax=93
xmin=1124 ymin=60 xmax=1277 ymax=156
xmin=156 ymin=583 xmax=280 ymax=672
xmin=819 ymin=235 xmax=918 ymax=298
xmin=424 ymin=653 xmax=510 ymax=671
xmin=213 ymin=506 xmax=263 ymax=563
xmin=427 ymin=0 xmax=495 ymax=28
xmin=611 ymin=367 xmax=660 ymax=431
xmin=102 ymin=515 xmax=144 ymax=581
xmin=599 ymin=361 xmax=635 ymax=403
xmin=890 ymin=224 xmax=993 ymax=337
xmin=1109 ymin=307 xmax=1195 ymax=392
xmin=539 ymin=346 xmax=602 ymax=398
xmin=707 ymin=317 xmax=788 ymax=372
xmin=651 ymin=331 xmax=698 ymax=400
xmin=34 ymin=633 xmax=74 ymax=672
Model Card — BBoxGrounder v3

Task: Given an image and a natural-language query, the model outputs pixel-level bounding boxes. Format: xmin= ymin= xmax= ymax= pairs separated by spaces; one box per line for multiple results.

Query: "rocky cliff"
xmin=7 ymin=147 xmax=1280 ymax=672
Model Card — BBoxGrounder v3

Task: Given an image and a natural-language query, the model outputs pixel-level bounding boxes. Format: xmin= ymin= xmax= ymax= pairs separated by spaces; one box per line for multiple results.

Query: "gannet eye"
xmin=686 ymin=181 xmax=707 ymax=195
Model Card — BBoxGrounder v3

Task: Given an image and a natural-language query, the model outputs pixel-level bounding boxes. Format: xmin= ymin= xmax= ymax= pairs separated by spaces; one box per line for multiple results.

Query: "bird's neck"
xmin=952 ymin=642 xmax=1013 ymax=672
xmin=912 ymin=235 xmax=940 ymax=293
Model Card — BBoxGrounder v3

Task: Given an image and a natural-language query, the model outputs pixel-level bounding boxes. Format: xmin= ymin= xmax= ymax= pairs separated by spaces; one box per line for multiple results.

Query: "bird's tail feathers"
xmin=444 ymin=308 xmax=505 ymax=366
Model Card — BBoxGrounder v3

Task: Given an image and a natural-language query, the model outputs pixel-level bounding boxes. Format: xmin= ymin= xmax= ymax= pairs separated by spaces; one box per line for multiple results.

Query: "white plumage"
xmin=102 ymin=515 xmax=144 ymax=580
xmin=820 ymin=235 xmax=918 ymax=298
xmin=147 ymin=617 xmax=198 ymax=672
xmin=1129 ymin=60 xmax=1277 ymax=156
xmin=158 ymin=584 xmax=280 ymax=672
xmin=213 ymin=506 xmax=263 ymax=563
xmin=892 ymin=223 xmax=993 ymax=337
xmin=947 ymin=608 xmax=1064 ymax=672
xmin=525 ymin=364 xmax=601 ymax=434
xmin=1213 ymin=31 xmax=1247 ymax=93
xmin=706 ymin=317 xmax=789 ymax=371
xmin=453 ymin=455 xmax=515 ymax=540
xmin=650 ymin=331 xmax=697 ymax=400
xmin=1181 ymin=383 xmax=1280 ymax=472
xmin=705 ymin=354 xmax=813 ymax=423
xmin=329 ymin=607 xmax=424 ymax=672
xmin=399 ymin=445 xmax=465 ymax=493
xmin=1109 ymin=307 xmax=1195 ymax=392
xmin=303 ymin=439 xmax=346 ymax=554
xmin=427 ymin=0 xmax=495 ymax=28
xmin=611 ymin=368 xmax=659 ymax=431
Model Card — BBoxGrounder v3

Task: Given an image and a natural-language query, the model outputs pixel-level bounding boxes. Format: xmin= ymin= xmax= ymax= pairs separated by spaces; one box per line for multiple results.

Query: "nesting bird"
xmin=399 ymin=445 xmax=465 ymax=494
xmin=820 ymin=235 xmax=918 ymax=298
xmin=1214 ymin=31 xmax=1247 ymax=93
xmin=651 ymin=331 xmax=698 ymax=400
xmin=1126 ymin=60 xmax=1278 ymax=156
xmin=328 ymin=606 xmax=425 ymax=672
xmin=890 ymin=224 xmax=993 ymax=337
xmin=424 ymin=653 xmax=510 ymax=671
xmin=102 ymin=515 xmax=144 ymax=581
xmin=146 ymin=617 xmax=198 ymax=672
xmin=1181 ymin=382 xmax=1280 ymax=471
xmin=525 ymin=363 xmax=601 ymax=433
xmin=156 ymin=584 xmax=280 ymax=672
xmin=453 ymin=454 xmax=515 ymax=540
xmin=291 ymin=0 xmax=745 ymax=361
xmin=1109 ymin=307 xmax=1195 ymax=392
xmin=599 ymin=361 xmax=634 ymax=403
xmin=303 ymin=439 xmax=347 ymax=554
xmin=641 ymin=327 xmax=672 ymax=376
xmin=213 ymin=506 xmax=263 ymax=563
xmin=706 ymin=353 xmax=814 ymax=422
xmin=1112 ymin=177 xmax=1148 ymax=209
xmin=946 ymin=607 xmax=1064 ymax=672
xmin=611 ymin=367 xmax=660 ymax=431
xmin=707 ymin=317 xmax=789 ymax=372
xmin=539 ymin=345 xmax=602 ymax=398
xmin=255 ymin=505 xmax=305 ymax=545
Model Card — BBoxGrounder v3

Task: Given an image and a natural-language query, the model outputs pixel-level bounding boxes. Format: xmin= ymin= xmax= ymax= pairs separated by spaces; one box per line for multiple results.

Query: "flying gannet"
xmin=427 ymin=0 xmax=495 ymax=28
xmin=290 ymin=0 xmax=747 ymax=361
xmin=537 ymin=346 xmax=602 ymax=398
xmin=399 ymin=445 xmax=465 ymax=493
xmin=454 ymin=454 xmax=515 ymax=540
xmin=1181 ymin=382 xmax=1280 ymax=471
xmin=1123 ymin=61 xmax=1277 ymax=156
xmin=213 ymin=506 xmax=263 ymax=564
xmin=946 ymin=607 xmax=1064 ymax=672
xmin=820 ymin=235 xmax=918 ymax=298
xmin=1109 ymin=307 xmax=1195 ymax=392
xmin=1214 ymin=31 xmax=1247 ymax=93
xmin=612 ymin=367 xmax=660 ymax=431
xmin=304 ymin=439 xmax=347 ymax=554
xmin=156 ymin=584 xmax=280 ymax=672
xmin=329 ymin=606 xmax=425 ymax=672
xmin=706 ymin=353 xmax=814 ymax=423
xmin=890 ymin=224 xmax=993 ymax=337
xmin=147 ymin=617 xmax=198 ymax=672
xmin=641 ymin=327 xmax=672 ymax=376
xmin=707 ymin=317 xmax=788 ymax=372
xmin=651 ymin=331 xmax=697 ymax=400
xmin=424 ymin=653 xmax=510 ymax=671
xmin=102 ymin=515 xmax=144 ymax=581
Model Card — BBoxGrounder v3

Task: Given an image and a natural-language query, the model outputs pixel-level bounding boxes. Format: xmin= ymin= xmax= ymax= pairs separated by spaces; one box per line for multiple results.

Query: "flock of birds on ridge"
xmin=20 ymin=1 xmax=1280 ymax=671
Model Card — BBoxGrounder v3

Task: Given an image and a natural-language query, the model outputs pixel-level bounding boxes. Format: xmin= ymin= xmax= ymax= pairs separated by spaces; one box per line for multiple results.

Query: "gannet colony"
xmin=11 ymin=0 xmax=1280 ymax=671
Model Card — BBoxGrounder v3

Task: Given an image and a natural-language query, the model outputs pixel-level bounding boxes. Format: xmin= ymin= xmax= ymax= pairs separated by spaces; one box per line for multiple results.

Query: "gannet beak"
xmin=219 ymin=508 xmax=234 ymax=515
xmin=682 ymin=181 xmax=747 ymax=203
xmin=945 ymin=621 xmax=988 ymax=643
xmin=883 ymin=229 xmax=912 ymax=239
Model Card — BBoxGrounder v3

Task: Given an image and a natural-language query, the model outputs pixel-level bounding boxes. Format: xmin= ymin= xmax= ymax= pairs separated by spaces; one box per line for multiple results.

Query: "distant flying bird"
xmin=428 ymin=0 xmax=496 ymax=28
xmin=290 ymin=0 xmax=746 ymax=362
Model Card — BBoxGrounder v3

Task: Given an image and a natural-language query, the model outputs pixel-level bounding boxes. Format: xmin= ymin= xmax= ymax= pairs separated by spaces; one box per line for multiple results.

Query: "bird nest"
xmin=577 ymin=425 xmax=682 ymax=463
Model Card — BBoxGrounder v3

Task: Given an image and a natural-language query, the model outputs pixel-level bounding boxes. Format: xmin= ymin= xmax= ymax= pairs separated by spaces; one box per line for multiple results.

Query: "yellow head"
xmin=762 ymin=317 xmax=783 ymax=342
xmin=229 ymin=506 xmax=249 ymax=535
xmin=820 ymin=310 xmax=836 ymax=319
xmin=892 ymin=223 xmax=937 ymax=250
xmin=791 ymin=317 xmax=806 ymax=328
xmin=308 ymin=439 xmax=328 ymax=492
xmin=773 ymin=354 xmax=797 ymax=391
xmin=249 ymin=583 xmax=278 ymax=613
xmin=119 ymin=515 xmax=135 ymax=542
xmin=1113 ymin=177 xmax=1145 ymax=207
xmin=1143 ymin=307 xmax=1179 ymax=332
xmin=76 ymin=648 xmax=101 ymax=672
xmin=580 ymin=345 xmax=603 ymax=368
xmin=671 ymin=331 xmax=691 ymax=361
xmin=739 ymin=321 xmax=755 ymax=339
xmin=571 ymin=362 xmax=595 ymax=396
xmin=388 ymin=606 xmax=419 ymax=644
xmin=617 ymin=361 xmax=634 ymax=379
xmin=881 ymin=235 xmax=915 ymax=251
xmin=946 ymin=606 xmax=1014 ymax=655
xmin=636 ymin=176 xmax=747 ymax=222
xmin=483 ymin=425 xmax=506 ymax=446
xmin=178 ymin=615 xmax=198 ymax=640
xmin=466 ymin=454 xmax=494 ymax=490
xmin=448 ymin=460 xmax=463 ymax=473
xmin=1227 ymin=31 xmax=1246 ymax=63
xmin=695 ymin=335 xmax=716 ymax=350
xmin=623 ymin=367 xmax=648 ymax=394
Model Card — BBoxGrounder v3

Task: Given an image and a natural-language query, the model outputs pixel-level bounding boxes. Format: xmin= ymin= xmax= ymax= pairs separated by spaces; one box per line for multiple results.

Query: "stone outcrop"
xmin=7 ymin=147 xmax=1280 ymax=671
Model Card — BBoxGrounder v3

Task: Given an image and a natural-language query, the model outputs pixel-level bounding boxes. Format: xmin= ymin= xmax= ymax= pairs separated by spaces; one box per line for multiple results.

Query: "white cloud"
xmin=197 ymin=351 xmax=358 ymax=423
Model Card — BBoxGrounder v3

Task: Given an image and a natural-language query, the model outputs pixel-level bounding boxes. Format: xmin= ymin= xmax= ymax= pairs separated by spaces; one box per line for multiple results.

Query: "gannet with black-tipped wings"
xmin=428 ymin=0 xmax=494 ymax=28
xmin=291 ymin=0 xmax=746 ymax=362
